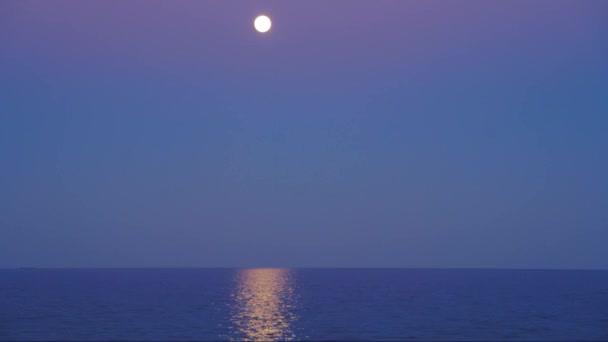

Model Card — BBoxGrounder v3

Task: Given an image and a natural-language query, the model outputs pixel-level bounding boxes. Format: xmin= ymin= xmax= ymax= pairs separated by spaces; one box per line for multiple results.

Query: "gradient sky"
xmin=1 ymin=0 xmax=607 ymax=269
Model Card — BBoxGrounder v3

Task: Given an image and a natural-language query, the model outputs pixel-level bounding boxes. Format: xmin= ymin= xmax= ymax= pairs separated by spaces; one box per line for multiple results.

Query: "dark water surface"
xmin=1 ymin=268 xmax=607 ymax=341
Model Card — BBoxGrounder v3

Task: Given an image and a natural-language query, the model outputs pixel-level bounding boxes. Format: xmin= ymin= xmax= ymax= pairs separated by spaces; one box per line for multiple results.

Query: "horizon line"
xmin=5 ymin=266 xmax=607 ymax=271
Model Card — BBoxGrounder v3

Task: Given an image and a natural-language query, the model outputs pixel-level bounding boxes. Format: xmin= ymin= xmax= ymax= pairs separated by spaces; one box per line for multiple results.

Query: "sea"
xmin=1 ymin=268 xmax=607 ymax=341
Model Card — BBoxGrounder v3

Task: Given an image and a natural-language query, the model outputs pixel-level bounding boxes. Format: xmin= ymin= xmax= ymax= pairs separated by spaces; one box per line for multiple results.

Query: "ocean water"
xmin=1 ymin=268 xmax=607 ymax=341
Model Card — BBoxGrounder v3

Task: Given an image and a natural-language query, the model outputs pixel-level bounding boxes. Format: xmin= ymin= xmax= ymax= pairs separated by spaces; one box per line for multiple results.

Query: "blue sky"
xmin=1 ymin=0 xmax=607 ymax=268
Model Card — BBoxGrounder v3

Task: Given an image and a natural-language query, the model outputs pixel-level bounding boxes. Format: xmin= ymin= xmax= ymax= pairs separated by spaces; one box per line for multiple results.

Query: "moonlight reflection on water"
xmin=229 ymin=268 xmax=298 ymax=341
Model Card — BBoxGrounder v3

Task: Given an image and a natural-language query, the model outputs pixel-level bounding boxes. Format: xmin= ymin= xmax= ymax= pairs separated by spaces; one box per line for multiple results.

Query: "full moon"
xmin=254 ymin=15 xmax=271 ymax=33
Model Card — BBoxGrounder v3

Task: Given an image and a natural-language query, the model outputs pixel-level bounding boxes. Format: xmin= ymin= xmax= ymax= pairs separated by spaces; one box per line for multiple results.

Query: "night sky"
xmin=1 ymin=0 xmax=607 ymax=268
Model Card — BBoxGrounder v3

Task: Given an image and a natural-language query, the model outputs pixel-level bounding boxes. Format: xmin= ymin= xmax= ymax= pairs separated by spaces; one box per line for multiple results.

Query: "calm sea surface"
xmin=1 ymin=268 xmax=607 ymax=341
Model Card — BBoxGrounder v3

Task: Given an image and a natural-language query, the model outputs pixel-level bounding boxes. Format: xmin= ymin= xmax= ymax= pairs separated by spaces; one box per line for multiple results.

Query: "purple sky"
xmin=1 ymin=0 xmax=607 ymax=268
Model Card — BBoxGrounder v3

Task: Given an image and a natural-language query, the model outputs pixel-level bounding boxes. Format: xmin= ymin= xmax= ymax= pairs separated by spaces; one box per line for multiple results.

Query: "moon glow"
xmin=254 ymin=15 xmax=272 ymax=33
